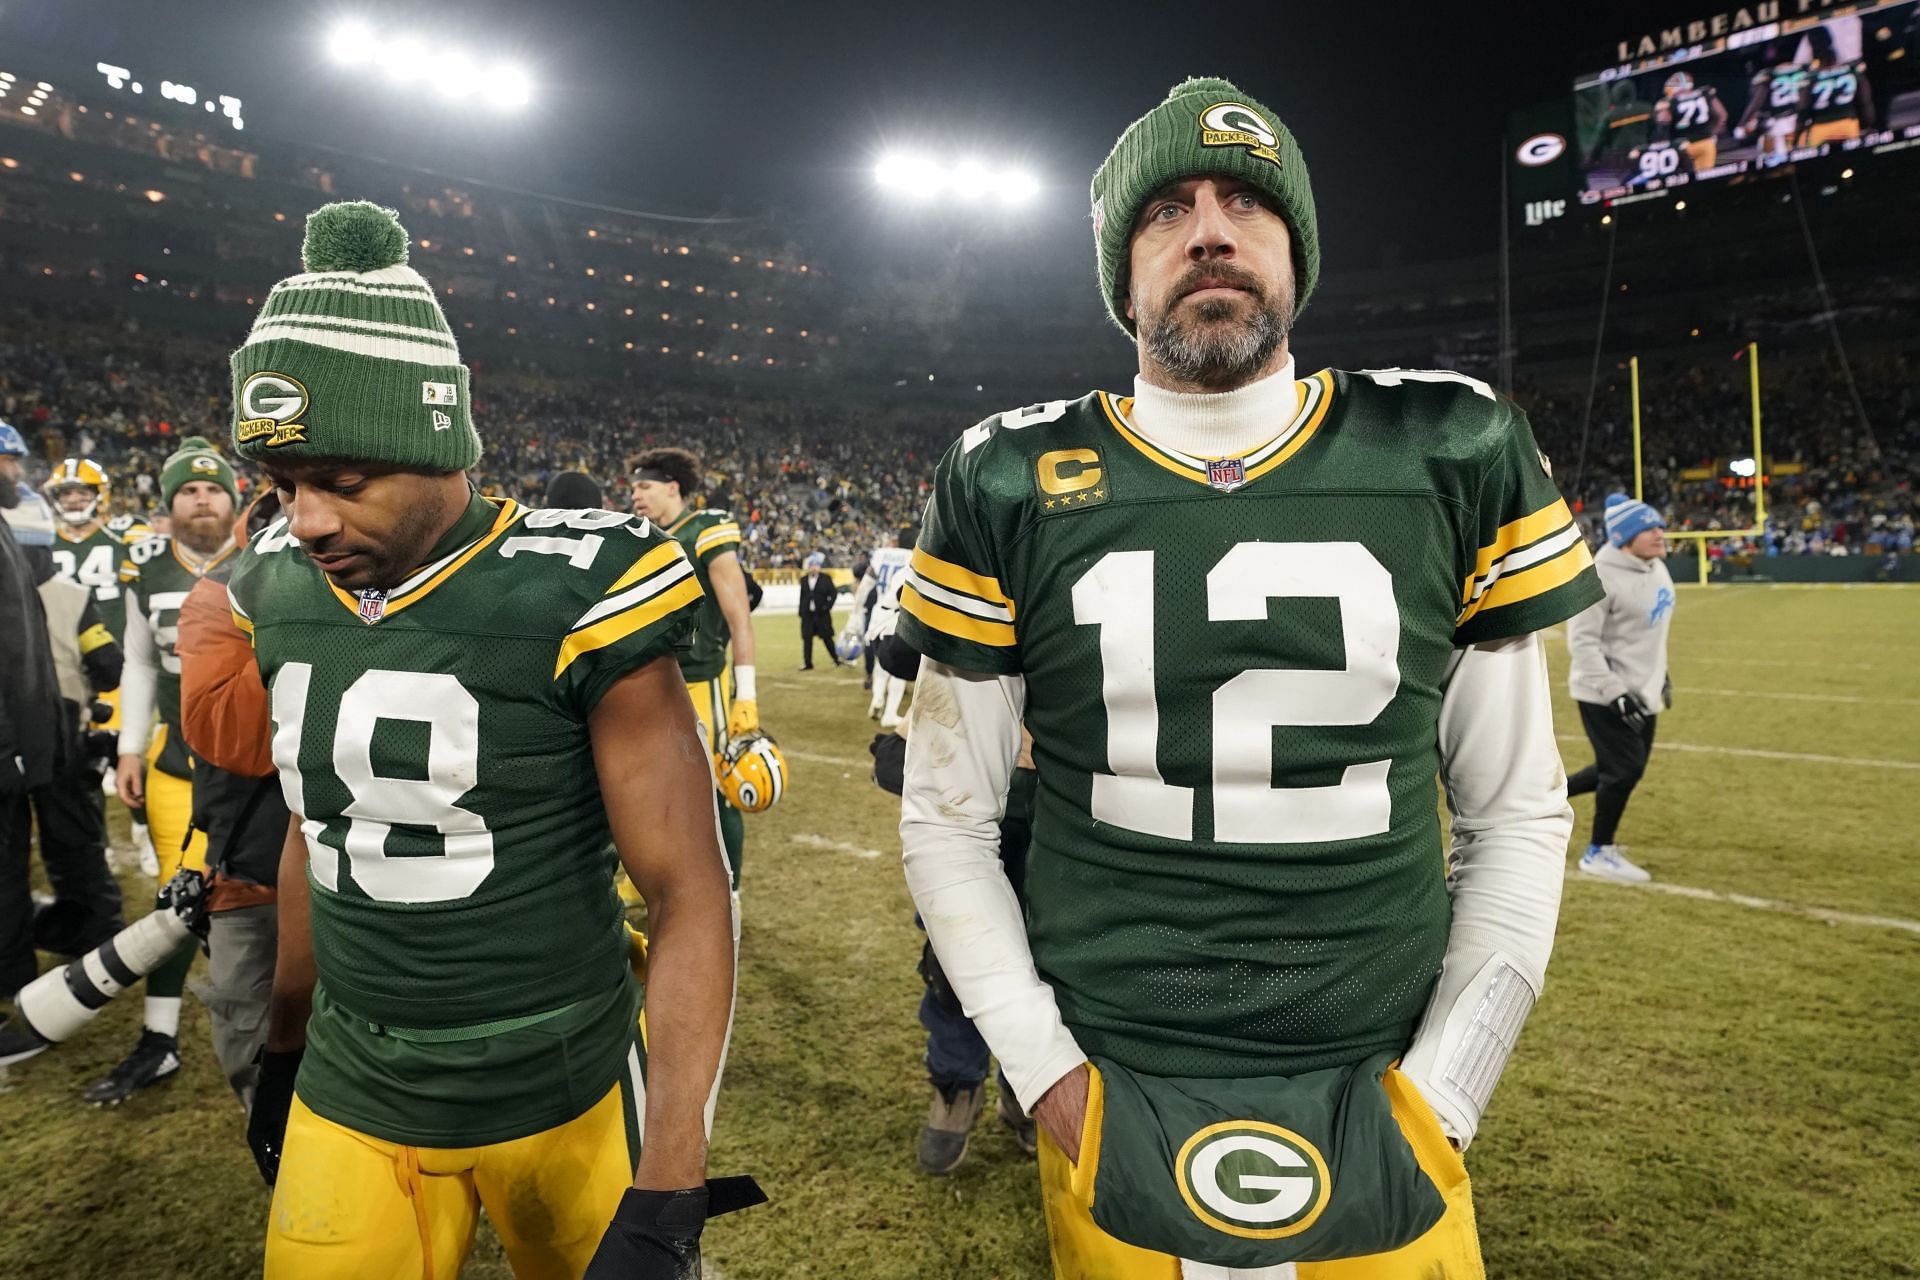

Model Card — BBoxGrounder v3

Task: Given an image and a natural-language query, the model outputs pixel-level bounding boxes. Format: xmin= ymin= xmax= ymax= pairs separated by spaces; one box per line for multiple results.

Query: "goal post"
xmin=1631 ymin=342 xmax=1767 ymax=585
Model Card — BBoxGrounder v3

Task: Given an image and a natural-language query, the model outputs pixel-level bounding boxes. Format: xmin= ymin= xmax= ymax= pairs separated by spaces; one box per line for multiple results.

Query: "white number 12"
xmin=1072 ymin=542 xmax=1399 ymax=844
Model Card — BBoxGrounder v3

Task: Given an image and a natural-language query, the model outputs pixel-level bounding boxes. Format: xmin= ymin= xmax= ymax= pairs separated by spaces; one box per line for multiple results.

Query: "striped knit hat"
xmin=230 ymin=202 xmax=478 ymax=472
xmin=161 ymin=435 xmax=239 ymax=509
xmin=1604 ymin=492 xmax=1665 ymax=547
xmin=1091 ymin=76 xmax=1319 ymax=337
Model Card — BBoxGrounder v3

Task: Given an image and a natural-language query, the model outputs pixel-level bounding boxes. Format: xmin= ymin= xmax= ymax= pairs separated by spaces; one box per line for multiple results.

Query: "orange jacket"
xmin=177 ymin=573 xmax=273 ymax=778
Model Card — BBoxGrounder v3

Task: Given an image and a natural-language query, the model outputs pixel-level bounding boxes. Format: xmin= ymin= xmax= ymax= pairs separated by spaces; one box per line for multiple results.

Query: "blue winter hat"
xmin=0 ymin=419 xmax=26 ymax=457
xmin=804 ymin=551 xmax=825 ymax=569
xmin=1604 ymin=492 xmax=1665 ymax=547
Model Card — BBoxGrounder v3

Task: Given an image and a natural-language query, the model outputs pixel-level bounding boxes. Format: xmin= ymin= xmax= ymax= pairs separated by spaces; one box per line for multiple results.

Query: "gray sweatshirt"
xmin=1566 ymin=541 xmax=1675 ymax=710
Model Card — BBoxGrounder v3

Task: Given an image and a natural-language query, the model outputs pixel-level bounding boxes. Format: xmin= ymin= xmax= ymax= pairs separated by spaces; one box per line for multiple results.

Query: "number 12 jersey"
xmin=897 ymin=369 xmax=1603 ymax=1081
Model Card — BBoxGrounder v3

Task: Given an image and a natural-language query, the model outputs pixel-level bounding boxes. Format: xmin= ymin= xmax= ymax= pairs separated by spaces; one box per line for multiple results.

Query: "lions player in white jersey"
xmin=855 ymin=526 xmax=917 ymax=727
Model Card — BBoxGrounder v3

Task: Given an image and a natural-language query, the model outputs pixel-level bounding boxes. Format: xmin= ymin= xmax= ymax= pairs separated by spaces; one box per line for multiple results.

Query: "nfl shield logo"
xmin=1206 ymin=457 xmax=1248 ymax=493
xmin=356 ymin=590 xmax=389 ymax=623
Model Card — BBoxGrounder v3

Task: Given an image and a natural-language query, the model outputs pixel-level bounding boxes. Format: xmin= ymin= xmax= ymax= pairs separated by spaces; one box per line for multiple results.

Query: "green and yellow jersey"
xmin=228 ymin=493 xmax=705 ymax=1145
xmin=118 ymin=533 xmax=240 ymax=778
xmin=897 ymin=368 xmax=1602 ymax=1081
xmin=51 ymin=522 xmax=130 ymax=641
xmin=664 ymin=506 xmax=743 ymax=682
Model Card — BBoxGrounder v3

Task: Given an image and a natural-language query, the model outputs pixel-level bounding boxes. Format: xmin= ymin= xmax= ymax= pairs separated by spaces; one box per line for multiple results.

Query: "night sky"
xmin=8 ymin=0 xmax=1720 ymax=277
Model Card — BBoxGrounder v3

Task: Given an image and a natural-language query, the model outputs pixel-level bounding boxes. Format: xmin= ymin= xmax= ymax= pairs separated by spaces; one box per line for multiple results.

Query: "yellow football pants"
xmin=1037 ymin=1066 xmax=1483 ymax=1280
xmin=1803 ymin=120 xmax=1860 ymax=148
xmin=143 ymin=728 xmax=207 ymax=881
xmin=684 ymin=673 xmax=734 ymax=757
xmin=265 ymin=1077 xmax=642 ymax=1280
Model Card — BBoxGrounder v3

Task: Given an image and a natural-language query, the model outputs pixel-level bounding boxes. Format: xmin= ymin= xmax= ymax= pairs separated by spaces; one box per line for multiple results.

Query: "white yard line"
xmin=1569 ymin=870 xmax=1920 ymax=936
xmin=791 ymin=832 xmax=885 ymax=860
xmin=1679 ymin=687 xmax=1920 ymax=707
xmin=785 ymin=748 xmax=867 ymax=769
xmin=1685 ymin=656 xmax=1884 ymax=672
xmin=1555 ymin=733 xmax=1920 ymax=771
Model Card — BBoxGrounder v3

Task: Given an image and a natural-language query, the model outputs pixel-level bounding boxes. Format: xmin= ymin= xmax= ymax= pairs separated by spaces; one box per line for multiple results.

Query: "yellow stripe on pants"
xmin=143 ymin=727 xmax=207 ymax=882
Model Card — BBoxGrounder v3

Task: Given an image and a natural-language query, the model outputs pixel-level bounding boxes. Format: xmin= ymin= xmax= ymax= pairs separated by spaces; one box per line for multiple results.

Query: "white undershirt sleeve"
xmin=117 ymin=602 xmax=158 ymax=759
xmin=1400 ymin=631 xmax=1571 ymax=1147
xmin=900 ymin=658 xmax=1087 ymax=1111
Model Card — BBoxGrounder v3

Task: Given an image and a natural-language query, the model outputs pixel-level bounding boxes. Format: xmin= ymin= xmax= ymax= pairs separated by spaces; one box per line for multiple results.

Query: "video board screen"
xmin=1573 ymin=0 xmax=1920 ymax=203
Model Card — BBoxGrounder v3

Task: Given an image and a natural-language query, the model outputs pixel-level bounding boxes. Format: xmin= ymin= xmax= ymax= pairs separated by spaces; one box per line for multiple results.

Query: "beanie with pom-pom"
xmin=230 ymin=200 xmax=478 ymax=470
xmin=1090 ymin=76 xmax=1318 ymax=337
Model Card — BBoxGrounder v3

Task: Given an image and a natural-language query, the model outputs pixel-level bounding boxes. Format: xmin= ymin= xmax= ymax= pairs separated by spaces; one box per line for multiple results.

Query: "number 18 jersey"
xmin=228 ymin=493 xmax=705 ymax=1144
xmin=897 ymin=369 xmax=1603 ymax=1081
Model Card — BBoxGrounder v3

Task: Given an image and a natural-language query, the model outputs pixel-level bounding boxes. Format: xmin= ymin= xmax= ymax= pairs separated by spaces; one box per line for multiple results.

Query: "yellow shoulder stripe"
xmin=118 ymin=563 xmax=139 ymax=584
xmin=554 ymin=576 xmax=704 ymax=679
xmin=77 ymin=623 xmax=116 ymax=655
xmin=607 ymin=541 xmax=685 ymax=595
xmin=1467 ymin=499 xmax=1575 ymax=591
xmin=900 ymin=583 xmax=1016 ymax=648
xmin=910 ymin=546 xmax=1011 ymax=614
xmin=695 ymin=524 xmax=742 ymax=553
xmin=1456 ymin=538 xmax=1593 ymax=625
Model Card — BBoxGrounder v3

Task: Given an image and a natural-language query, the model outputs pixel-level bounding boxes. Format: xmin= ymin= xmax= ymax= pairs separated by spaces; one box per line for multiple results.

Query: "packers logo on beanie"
xmin=230 ymin=201 xmax=480 ymax=472
xmin=1091 ymin=76 xmax=1319 ymax=337
xmin=161 ymin=435 xmax=239 ymax=510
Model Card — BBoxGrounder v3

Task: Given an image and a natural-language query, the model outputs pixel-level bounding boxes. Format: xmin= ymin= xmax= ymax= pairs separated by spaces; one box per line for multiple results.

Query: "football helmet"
xmin=835 ymin=626 xmax=865 ymax=663
xmin=716 ymin=732 xmax=789 ymax=813
xmin=1664 ymin=71 xmax=1694 ymax=97
xmin=44 ymin=457 xmax=111 ymax=526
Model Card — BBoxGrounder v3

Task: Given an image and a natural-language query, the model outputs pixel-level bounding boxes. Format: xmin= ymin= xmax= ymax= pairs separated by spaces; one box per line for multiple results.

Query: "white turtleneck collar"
xmin=1128 ymin=356 xmax=1300 ymax=459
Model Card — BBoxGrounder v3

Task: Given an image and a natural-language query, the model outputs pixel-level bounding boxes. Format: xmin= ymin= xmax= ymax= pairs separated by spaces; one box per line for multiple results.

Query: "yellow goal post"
xmin=1631 ymin=342 xmax=1767 ymax=585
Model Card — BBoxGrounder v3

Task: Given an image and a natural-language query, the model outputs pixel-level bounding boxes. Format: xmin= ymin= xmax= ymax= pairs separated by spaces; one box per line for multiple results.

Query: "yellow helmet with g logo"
xmin=717 ymin=733 xmax=789 ymax=813
xmin=43 ymin=458 xmax=111 ymax=526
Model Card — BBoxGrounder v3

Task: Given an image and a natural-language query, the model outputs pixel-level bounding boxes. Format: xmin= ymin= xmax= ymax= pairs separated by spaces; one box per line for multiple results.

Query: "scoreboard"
xmin=1510 ymin=0 xmax=1920 ymax=224
xmin=1574 ymin=0 xmax=1920 ymax=201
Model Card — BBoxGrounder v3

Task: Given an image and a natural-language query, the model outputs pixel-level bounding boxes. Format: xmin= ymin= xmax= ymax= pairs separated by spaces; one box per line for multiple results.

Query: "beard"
xmin=174 ymin=510 xmax=233 ymax=556
xmin=1138 ymin=262 xmax=1294 ymax=392
xmin=0 ymin=473 xmax=17 ymax=509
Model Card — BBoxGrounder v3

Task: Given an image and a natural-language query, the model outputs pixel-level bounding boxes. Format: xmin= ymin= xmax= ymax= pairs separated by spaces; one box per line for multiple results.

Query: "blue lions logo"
xmin=1650 ymin=586 xmax=1674 ymax=625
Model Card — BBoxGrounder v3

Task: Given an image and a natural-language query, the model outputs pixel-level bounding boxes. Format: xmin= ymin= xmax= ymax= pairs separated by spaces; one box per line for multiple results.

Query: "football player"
xmin=1736 ymin=48 xmax=1811 ymax=160
xmin=899 ymin=78 xmax=1603 ymax=1278
xmin=1801 ymin=51 xmax=1875 ymax=147
xmin=1654 ymin=70 xmax=1728 ymax=170
xmin=854 ymin=526 xmax=916 ymax=726
xmin=91 ymin=438 xmax=240 ymax=1104
xmin=629 ymin=447 xmax=761 ymax=890
xmin=230 ymin=202 xmax=749 ymax=1279
xmin=45 ymin=459 xmax=156 ymax=868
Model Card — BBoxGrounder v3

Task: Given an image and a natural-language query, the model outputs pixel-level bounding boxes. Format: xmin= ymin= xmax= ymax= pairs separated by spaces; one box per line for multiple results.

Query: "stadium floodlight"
xmin=491 ymin=63 xmax=532 ymax=108
xmin=328 ymin=21 xmax=373 ymax=65
xmin=876 ymin=151 xmax=1041 ymax=205
xmin=379 ymin=37 xmax=426 ymax=81
xmin=1729 ymin=457 xmax=1757 ymax=478
xmin=435 ymin=53 xmax=478 ymax=99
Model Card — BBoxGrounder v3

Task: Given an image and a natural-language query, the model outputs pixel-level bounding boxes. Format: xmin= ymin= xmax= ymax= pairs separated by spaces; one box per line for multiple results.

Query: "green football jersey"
xmin=664 ymin=506 xmax=743 ymax=681
xmin=51 ymin=523 xmax=130 ymax=641
xmin=228 ymin=493 xmax=705 ymax=1145
xmin=898 ymin=368 xmax=1602 ymax=1081
xmin=118 ymin=534 xmax=241 ymax=778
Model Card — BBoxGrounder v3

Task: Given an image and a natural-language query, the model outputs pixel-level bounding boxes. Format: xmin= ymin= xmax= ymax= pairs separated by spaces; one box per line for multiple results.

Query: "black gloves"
xmin=248 ymin=1047 xmax=304 ymax=1187
xmin=584 ymin=1177 xmax=767 ymax=1279
xmin=1611 ymin=692 xmax=1652 ymax=731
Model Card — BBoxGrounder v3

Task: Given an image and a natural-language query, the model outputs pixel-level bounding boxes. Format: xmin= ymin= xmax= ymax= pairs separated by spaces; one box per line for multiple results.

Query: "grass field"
xmin=3 ymin=586 xmax=1917 ymax=1280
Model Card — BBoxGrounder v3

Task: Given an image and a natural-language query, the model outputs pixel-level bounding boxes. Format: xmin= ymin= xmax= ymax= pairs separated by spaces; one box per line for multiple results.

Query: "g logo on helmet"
xmin=236 ymin=372 xmax=311 ymax=447
xmin=1199 ymin=102 xmax=1283 ymax=165
xmin=1174 ymin=1121 xmax=1332 ymax=1240
xmin=717 ymin=732 xmax=789 ymax=814
xmin=1515 ymin=133 xmax=1567 ymax=167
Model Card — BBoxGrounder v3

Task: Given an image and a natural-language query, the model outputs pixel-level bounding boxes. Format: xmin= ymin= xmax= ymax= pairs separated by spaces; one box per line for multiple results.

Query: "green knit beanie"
xmin=161 ymin=435 xmax=239 ymax=510
xmin=1091 ymin=76 xmax=1319 ymax=337
xmin=230 ymin=201 xmax=479 ymax=471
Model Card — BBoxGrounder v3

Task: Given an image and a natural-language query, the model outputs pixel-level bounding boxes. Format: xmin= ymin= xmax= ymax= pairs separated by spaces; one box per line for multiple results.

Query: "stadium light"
xmin=324 ymin=20 xmax=534 ymax=109
xmin=328 ymin=22 xmax=373 ymax=65
xmin=874 ymin=149 xmax=1041 ymax=205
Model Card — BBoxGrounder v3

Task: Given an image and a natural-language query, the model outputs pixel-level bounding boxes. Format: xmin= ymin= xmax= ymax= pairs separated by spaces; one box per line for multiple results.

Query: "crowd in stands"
xmin=0 ymin=306 xmax=946 ymax=570
xmin=4 ymin=298 xmax=1914 ymax=570
xmin=1517 ymin=349 xmax=1917 ymax=559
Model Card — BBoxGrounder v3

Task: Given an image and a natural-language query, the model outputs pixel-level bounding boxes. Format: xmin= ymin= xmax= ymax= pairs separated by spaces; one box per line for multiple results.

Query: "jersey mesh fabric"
xmin=667 ymin=507 xmax=739 ymax=680
xmin=229 ymin=498 xmax=698 ymax=1141
xmin=52 ymin=525 xmax=130 ymax=639
xmin=899 ymin=371 xmax=1601 ymax=1079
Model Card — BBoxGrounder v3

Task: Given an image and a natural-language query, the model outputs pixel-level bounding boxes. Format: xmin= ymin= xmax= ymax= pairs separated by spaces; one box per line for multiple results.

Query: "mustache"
xmin=1171 ymin=263 xmax=1266 ymax=302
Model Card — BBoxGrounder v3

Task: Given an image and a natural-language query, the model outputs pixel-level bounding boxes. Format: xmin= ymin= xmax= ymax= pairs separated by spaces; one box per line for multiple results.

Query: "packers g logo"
xmin=1175 ymin=1121 xmax=1331 ymax=1239
xmin=190 ymin=456 xmax=220 ymax=474
xmin=1199 ymin=102 xmax=1283 ymax=166
xmin=236 ymin=372 xmax=311 ymax=447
